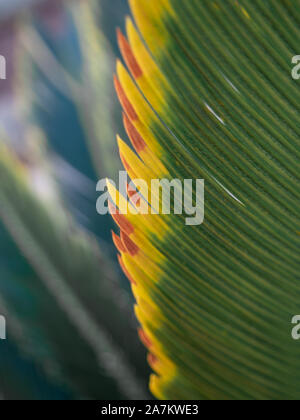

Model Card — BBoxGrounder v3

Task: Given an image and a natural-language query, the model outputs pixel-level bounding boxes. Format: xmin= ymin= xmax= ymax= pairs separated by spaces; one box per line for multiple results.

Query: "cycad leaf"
xmin=111 ymin=0 xmax=300 ymax=400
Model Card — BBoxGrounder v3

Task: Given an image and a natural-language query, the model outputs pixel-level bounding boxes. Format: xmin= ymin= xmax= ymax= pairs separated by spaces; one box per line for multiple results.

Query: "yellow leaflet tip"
xmin=125 ymin=15 xmax=133 ymax=30
xmin=116 ymin=134 xmax=123 ymax=148
xmin=117 ymin=135 xmax=131 ymax=158
xmin=117 ymin=136 xmax=129 ymax=159
xmin=116 ymin=58 xmax=123 ymax=75
xmin=105 ymin=178 xmax=116 ymax=201
xmin=117 ymin=136 xmax=134 ymax=174
xmin=126 ymin=15 xmax=135 ymax=37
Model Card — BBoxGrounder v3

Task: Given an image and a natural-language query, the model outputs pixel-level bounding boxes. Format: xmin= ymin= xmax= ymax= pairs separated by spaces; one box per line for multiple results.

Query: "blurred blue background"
xmin=0 ymin=0 xmax=151 ymax=400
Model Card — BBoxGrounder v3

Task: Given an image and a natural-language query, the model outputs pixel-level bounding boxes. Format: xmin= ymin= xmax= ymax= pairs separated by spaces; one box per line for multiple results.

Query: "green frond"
xmin=112 ymin=0 xmax=300 ymax=400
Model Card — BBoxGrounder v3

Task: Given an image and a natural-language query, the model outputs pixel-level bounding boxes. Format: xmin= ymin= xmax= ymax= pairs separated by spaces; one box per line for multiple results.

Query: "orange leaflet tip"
xmin=117 ymin=28 xmax=143 ymax=80
xmin=123 ymin=113 xmax=146 ymax=153
xmin=119 ymin=152 xmax=131 ymax=173
xmin=126 ymin=182 xmax=136 ymax=198
xmin=148 ymin=353 xmax=158 ymax=369
xmin=138 ymin=328 xmax=153 ymax=349
xmin=110 ymin=207 xmax=134 ymax=235
xmin=108 ymin=200 xmax=117 ymax=215
xmin=117 ymin=254 xmax=136 ymax=285
xmin=120 ymin=231 xmax=139 ymax=256
xmin=114 ymin=74 xmax=138 ymax=122
xmin=127 ymin=183 xmax=141 ymax=206
xmin=111 ymin=230 xmax=127 ymax=253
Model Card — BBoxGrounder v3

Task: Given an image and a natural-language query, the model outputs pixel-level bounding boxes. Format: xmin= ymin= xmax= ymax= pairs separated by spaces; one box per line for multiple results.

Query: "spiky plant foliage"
xmin=111 ymin=0 xmax=300 ymax=400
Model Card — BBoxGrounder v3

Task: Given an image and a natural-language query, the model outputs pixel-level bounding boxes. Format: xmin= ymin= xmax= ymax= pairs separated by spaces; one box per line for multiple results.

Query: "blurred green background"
xmin=0 ymin=0 xmax=151 ymax=400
